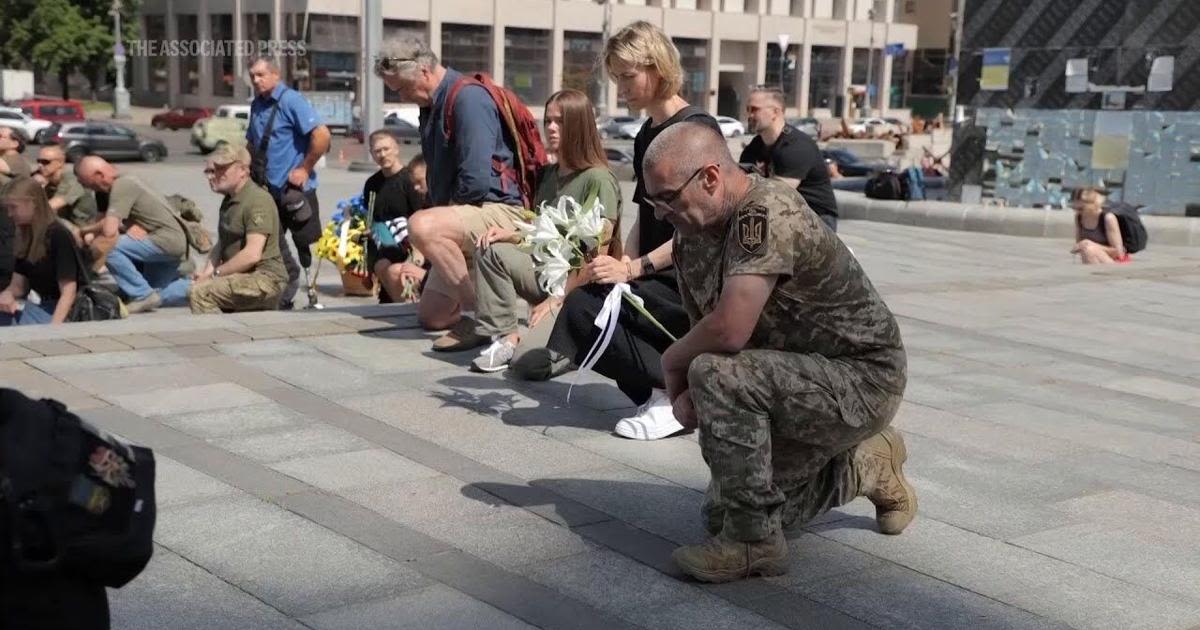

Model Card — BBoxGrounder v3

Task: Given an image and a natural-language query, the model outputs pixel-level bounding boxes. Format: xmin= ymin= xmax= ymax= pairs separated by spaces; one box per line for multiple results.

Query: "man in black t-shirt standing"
xmin=363 ymin=132 xmax=428 ymax=303
xmin=739 ymin=87 xmax=839 ymax=232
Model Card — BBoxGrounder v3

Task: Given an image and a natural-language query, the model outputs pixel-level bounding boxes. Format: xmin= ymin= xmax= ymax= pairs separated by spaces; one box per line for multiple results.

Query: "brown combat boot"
xmin=854 ymin=427 xmax=918 ymax=535
xmin=671 ymin=530 xmax=788 ymax=583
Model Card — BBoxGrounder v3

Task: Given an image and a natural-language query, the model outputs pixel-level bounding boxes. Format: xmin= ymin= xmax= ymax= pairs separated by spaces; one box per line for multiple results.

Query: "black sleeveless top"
xmin=631 ymin=106 xmax=721 ymax=256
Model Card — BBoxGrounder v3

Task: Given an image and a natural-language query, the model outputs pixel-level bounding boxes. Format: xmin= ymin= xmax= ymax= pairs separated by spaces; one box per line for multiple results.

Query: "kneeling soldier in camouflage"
xmin=189 ymin=145 xmax=287 ymax=314
xmin=644 ymin=122 xmax=916 ymax=583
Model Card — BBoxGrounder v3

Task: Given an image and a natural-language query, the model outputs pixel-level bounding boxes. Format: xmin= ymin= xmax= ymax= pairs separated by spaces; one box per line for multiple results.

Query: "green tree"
xmin=0 ymin=0 xmax=141 ymax=100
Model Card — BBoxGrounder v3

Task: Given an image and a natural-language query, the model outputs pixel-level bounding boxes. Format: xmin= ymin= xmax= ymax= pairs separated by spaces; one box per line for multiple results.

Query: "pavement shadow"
xmin=432 ymin=374 xmax=621 ymax=433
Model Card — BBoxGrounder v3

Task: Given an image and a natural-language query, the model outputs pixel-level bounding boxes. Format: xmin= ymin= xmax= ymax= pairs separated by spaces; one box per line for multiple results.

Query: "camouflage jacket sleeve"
xmin=724 ymin=197 xmax=807 ymax=279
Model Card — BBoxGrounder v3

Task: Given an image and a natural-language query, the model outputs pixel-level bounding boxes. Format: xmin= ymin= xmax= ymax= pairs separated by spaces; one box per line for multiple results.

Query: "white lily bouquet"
xmin=517 ymin=195 xmax=606 ymax=298
xmin=518 ymin=195 xmax=676 ymax=396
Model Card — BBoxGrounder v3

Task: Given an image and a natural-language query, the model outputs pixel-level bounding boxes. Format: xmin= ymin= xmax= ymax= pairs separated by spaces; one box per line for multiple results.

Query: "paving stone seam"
xmin=227 ymin=359 xmax=904 ymax=629
xmin=148 ymin=542 xmax=321 ymax=630
xmin=898 ymin=314 xmax=1200 ymax=389
xmin=83 ymin=403 xmax=637 ymax=630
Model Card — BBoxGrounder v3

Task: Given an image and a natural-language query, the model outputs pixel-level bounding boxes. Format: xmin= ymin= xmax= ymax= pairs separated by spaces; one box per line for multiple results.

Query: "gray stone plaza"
xmin=2 ymin=164 xmax=1199 ymax=629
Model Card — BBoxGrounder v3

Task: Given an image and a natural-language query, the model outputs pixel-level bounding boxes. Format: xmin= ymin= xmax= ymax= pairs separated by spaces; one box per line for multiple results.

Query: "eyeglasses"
xmin=203 ymin=163 xmax=236 ymax=177
xmin=36 ymin=158 xmax=55 ymax=165
xmin=645 ymin=165 xmax=709 ymax=209
xmin=374 ymin=56 xmax=415 ymax=75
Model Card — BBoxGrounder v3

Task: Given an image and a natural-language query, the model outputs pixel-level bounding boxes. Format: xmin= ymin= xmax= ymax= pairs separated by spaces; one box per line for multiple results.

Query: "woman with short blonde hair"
xmin=518 ymin=21 xmax=723 ymax=442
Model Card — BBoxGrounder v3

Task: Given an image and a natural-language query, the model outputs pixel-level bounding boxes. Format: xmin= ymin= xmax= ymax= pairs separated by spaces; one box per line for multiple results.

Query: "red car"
xmin=151 ymin=107 xmax=213 ymax=130
xmin=18 ymin=99 xmax=85 ymax=124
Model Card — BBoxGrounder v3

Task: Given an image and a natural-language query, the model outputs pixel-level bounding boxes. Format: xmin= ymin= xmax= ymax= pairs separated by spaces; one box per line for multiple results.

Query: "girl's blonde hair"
xmin=603 ymin=21 xmax=683 ymax=101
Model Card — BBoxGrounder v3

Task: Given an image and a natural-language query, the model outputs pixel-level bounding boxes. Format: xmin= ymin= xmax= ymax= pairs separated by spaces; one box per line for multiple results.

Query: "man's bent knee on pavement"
xmin=647 ymin=122 xmax=915 ymax=584
xmin=188 ymin=145 xmax=287 ymax=314
xmin=75 ymin=155 xmax=191 ymax=313
xmin=376 ymin=36 xmax=526 ymax=352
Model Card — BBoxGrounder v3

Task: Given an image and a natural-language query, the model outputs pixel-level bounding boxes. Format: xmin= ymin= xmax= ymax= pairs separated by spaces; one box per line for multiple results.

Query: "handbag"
xmin=65 ymin=236 xmax=124 ymax=323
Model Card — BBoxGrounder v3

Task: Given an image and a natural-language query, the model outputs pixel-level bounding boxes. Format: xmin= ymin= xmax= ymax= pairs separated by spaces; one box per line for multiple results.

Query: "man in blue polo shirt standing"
xmin=246 ymin=57 xmax=331 ymax=309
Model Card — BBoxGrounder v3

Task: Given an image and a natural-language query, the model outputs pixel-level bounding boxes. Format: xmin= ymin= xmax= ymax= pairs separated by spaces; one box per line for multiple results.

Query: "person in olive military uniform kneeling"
xmin=643 ymin=122 xmax=916 ymax=583
xmin=189 ymin=144 xmax=288 ymax=313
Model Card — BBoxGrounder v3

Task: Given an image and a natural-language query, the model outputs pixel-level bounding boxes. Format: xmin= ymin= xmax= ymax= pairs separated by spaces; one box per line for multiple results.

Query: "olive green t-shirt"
xmin=108 ymin=175 xmax=187 ymax=258
xmin=0 ymin=153 xmax=31 ymax=187
xmin=534 ymin=164 xmax=622 ymax=223
xmin=47 ymin=173 xmax=98 ymax=227
xmin=218 ymin=181 xmax=286 ymax=283
xmin=673 ymin=175 xmax=906 ymax=393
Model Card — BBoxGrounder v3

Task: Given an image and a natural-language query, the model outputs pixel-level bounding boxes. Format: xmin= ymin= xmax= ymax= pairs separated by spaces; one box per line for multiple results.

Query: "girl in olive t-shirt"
xmin=466 ymin=89 xmax=622 ymax=373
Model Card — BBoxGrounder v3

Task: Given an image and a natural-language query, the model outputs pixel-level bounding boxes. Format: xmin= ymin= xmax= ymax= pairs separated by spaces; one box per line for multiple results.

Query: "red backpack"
xmin=443 ymin=73 xmax=548 ymax=210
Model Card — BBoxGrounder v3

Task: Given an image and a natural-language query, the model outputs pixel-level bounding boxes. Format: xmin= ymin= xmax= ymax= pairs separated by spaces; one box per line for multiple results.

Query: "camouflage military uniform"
xmin=674 ymin=175 xmax=907 ymax=542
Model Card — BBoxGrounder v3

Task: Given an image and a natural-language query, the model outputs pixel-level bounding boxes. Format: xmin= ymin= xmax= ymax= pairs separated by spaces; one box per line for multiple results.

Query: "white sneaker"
xmin=614 ymin=389 xmax=684 ymax=440
xmin=471 ymin=338 xmax=516 ymax=372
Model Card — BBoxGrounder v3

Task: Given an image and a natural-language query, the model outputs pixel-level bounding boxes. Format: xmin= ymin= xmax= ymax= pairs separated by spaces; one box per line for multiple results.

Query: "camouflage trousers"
xmin=188 ymin=271 xmax=285 ymax=314
xmin=689 ymin=349 xmax=905 ymax=542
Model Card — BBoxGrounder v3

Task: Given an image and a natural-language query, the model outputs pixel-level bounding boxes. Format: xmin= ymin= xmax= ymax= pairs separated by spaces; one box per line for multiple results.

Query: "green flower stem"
xmin=621 ymin=291 xmax=677 ymax=342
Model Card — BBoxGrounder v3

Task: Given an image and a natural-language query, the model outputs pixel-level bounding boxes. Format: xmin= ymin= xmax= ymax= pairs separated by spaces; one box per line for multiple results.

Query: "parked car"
xmin=191 ymin=104 xmax=250 ymax=154
xmin=151 ymin=106 xmax=212 ymax=130
xmin=787 ymin=116 xmax=821 ymax=137
xmin=821 ymin=148 xmax=887 ymax=177
xmin=848 ymin=117 xmax=904 ymax=136
xmin=17 ymin=99 xmax=85 ymax=125
xmin=351 ymin=113 xmax=422 ymax=144
xmin=47 ymin=122 xmax=168 ymax=162
xmin=596 ymin=115 xmax=640 ymax=139
xmin=715 ymin=116 xmax=746 ymax=138
xmin=0 ymin=106 xmax=53 ymax=144
xmin=605 ymin=146 xmax=635 ymax=181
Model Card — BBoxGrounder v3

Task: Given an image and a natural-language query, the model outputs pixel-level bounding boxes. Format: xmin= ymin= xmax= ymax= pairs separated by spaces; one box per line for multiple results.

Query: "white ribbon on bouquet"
xmin=567 ymin=283 xmax=643 ymax=404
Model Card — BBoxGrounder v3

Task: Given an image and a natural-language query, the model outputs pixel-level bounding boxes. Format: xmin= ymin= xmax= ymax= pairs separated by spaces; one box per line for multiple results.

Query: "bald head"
xmin=642 ymin=121 xmax=748 ymax=235
xmin=75 ymin=155 xmax=119 ymax=193
xmin=644 ymin=121 xmax=737 ymax=182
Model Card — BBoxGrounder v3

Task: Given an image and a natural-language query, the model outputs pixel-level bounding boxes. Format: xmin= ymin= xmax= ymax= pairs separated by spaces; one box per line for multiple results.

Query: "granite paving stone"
xmin=301 ymin=584 xmax=537 ymax=630
xmin=155 ymin=496 xmax=429 ymax=617
xmin=213 ymin=423 xmax=374 ymax=463
xmin=69 ymin=336 xmax=134 ymax=353
xmin=271 ymin=448 xmax=442 ymax=491
xmin=19 ymin=339 xmax=90 ymax=356
xmin=105 ymin=382 xmax=272 ymax=417
xmin=158 ymin=402 xmax=313 ymax=438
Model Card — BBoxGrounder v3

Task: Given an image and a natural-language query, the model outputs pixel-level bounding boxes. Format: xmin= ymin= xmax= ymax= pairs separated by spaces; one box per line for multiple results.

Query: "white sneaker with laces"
xmin=471 ymin=338 xmax=516 ymax=372
xmin=614 ymin=389 xmax=684 ymax=440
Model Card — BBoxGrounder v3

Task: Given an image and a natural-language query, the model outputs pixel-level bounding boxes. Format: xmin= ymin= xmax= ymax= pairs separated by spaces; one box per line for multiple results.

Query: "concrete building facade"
xmin=132 ymin=0 xmax=918 ymax=121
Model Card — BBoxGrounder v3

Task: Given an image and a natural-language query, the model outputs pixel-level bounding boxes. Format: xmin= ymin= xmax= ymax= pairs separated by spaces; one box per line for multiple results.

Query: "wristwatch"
xmin=640 ymin=257 xmax=654 ymax=277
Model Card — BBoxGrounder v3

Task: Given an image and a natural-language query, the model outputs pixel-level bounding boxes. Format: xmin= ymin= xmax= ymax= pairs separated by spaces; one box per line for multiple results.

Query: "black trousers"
xmin=547 ymin=274 xmax=691 ymax=406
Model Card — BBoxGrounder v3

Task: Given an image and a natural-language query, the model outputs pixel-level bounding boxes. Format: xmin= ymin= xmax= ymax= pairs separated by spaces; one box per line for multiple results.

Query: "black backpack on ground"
xmin=865 ymin=169 xmax=910 ymax=201
xmin=1103 ymin=202 xmax=1148 ymax=254
xmin=0 ymin=389 xmax=156 ymax=589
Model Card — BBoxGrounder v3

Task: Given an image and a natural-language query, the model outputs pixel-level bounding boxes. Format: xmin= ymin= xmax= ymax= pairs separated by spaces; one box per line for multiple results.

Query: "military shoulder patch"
xmin=737 ymin=205 xmax=769 ymax=255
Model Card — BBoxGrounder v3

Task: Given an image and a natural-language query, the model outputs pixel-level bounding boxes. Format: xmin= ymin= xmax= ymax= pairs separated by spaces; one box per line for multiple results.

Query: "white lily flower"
xmin=567 ymin=198 xmax=606 ymax=250
xmin=536 ymin=239 xmax=573 ymax=297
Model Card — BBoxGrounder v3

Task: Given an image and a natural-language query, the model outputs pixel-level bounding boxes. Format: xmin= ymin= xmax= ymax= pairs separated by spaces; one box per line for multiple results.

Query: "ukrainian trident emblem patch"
xmin=737 ymin=205 xmax=768 ymax=255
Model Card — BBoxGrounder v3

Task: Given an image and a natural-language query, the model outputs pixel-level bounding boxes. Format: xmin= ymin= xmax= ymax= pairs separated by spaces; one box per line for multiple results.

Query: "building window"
xmin=442 ymin=24 xmax=491 ymax=75
xmin=305 ymin=15 xmax=360 ymax=94
xmin=765 ymin=43 xmax=800 ymax=104
xmin=210 ymin=14 xmax=234 ymax=97
xmin=143 ymin=15 xmax=168 ymax=96
xmin=910 ymin=48 xmax=947 ymax=96
xmin=176 ymin=15 xmax=199 ymax=95
xmin=889 ymin=52 xmax=908 ymax=108
xmin=384 ymin=20 xmax=426 ymax=102
xmin=562 ymin=31 xmax=603 ymax=106
xmin=244 ymin=13 xmax=272 ymax=42
xmin=505 ymin=28 xmax=550 ymax=106
xmin=673 ymin=38 xmax=708 ymax=107
xmin=809 ymin=46 xmax=842 ymax=111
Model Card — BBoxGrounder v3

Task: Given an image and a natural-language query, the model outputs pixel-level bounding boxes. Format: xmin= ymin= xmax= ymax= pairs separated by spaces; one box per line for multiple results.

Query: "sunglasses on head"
xmin=374 ymin=56 xmax=415 ymax=74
